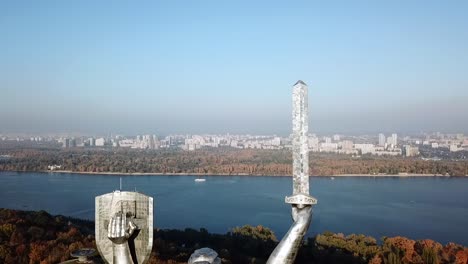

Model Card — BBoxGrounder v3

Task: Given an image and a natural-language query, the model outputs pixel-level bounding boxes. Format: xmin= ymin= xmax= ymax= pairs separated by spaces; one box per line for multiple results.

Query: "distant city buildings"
xmin=2 ymin=131 xmax=466 ymax=159
xmin=109 ymin=131 xmax=406 ymax=157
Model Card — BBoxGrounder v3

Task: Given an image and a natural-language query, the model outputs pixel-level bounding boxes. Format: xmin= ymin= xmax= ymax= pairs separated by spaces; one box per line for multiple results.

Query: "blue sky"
xmin=1 ymin=1 xmax=467 ymax=135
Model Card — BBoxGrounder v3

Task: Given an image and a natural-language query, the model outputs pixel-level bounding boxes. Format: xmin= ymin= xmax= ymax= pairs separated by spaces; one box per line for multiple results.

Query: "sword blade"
xmin=292 ymin=81 xmax=309 ymax=195
xmin=286 ymin=80 xmax=316 ymax=206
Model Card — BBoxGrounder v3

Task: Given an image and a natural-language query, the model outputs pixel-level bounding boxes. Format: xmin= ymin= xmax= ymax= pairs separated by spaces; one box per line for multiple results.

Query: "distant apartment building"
xmin=378 ymin=133 xmax=386 ymax=146
xmin=230 ymin=140 xmax=239 ymax=148
xmin=339 ymin=140 xmax=354 ymax=150
xmin=463 ymin=139 xmax=468 ymax=147
xmin=391 ymin=133 xmax=398 ymax=146
xmin=131 ymin=134 xmax=160 ymax=149
xmin=76 ymin=138 xmax=86 ymax=147
xmin=118 ymin=139 xmax=134 ymax=148
xmin=374 ymin=149 xmax=402 ymax=156
xmin=70 ymin=138 xmax=77 ymax=148
xmin=338 ymin=140 xmax=357 ymax=155
xmin=152 ymin=135 xmax=160 ymax=149
xmin=183 ymin=138 xmax=201 ymax=151
xmin=62 ymin=138 xmax=70 ymax=148
xmin=95 ymin=138 xmax=106 ymax=146
xmin=386 ymin=136 xmax=392 ymax=146
xmin=320 ymin=142 xmax=338 ymax=152
xmin=450 ymin=144 xmax=460 ymax=152
xmin=354 ymin=144 xmax=375 ymax=155
xmin=386 ymin=134 xmax=398 ymax=147
xmin=159 ymin=139 xmax=170 ymax=148
xmin=404 ymin=145 xmax=419 ymax=157
xmin=271 ymin=137 xmax=281 ymax=146
xmin=61 ymin=138 xmax=77 ymax=148
xmin=308 ymin=136 xmax=319 ymax=151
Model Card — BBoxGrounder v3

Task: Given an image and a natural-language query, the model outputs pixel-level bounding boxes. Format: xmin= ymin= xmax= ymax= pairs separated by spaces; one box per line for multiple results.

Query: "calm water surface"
xmin=1 ymin=172 xmax=467 ymax=245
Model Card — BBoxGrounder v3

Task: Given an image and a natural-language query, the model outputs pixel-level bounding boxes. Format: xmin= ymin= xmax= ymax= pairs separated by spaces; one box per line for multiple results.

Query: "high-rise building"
xmin=152 ymin=135 xmax=160 ymax=149
xmin=62 ymin=138 xmax=70 ymax=148
xmin=378 ymin=133 xmax=386 ymax=146
xmin=69 ymin=138 xmax=76 ymax=148
xmin=391 ymin=133 xmax=398 ymax=146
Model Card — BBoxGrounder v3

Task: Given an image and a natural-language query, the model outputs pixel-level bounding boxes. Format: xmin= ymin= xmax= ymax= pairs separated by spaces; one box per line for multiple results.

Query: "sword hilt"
xmin=285 ymin=193 xmax=317 ymax=208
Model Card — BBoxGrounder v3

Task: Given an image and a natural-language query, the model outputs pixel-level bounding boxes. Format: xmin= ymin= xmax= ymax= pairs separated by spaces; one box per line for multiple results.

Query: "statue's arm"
xmin=266 ymin=205 xmax=312 ymax=264
xmin=112 ymin=243 xmax=133 ymax=264
xmin=108 ymin=212 xmax=137 ymax=264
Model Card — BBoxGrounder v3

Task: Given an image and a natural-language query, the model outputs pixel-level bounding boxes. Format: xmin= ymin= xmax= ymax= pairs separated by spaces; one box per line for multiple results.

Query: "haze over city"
xmin=1 ymin=1 xmax=467 ymax=135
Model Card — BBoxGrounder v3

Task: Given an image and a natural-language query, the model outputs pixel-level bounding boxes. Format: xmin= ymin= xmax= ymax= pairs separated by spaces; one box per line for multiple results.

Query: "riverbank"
xmin=15 ymin=170 xmax=465 ymax=177
xmin=2 ymin=148 xmax=467 ymax=176
xmin=331 ymin=173 xmax=451 ymax=177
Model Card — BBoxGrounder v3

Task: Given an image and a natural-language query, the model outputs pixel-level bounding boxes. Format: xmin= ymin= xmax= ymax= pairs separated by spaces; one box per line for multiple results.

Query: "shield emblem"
xmin=95 ymin=191 xmax=153 ymax=264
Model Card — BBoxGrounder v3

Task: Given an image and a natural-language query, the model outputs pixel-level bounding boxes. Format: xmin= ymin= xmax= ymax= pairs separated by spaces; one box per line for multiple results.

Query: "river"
xmin=0 ymin=171 xmax=467 ymax=245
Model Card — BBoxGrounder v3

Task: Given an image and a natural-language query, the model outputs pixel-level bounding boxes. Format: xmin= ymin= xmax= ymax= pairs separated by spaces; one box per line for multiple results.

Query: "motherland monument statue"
xmin=90 ymin=80 xmax=316 ymax=264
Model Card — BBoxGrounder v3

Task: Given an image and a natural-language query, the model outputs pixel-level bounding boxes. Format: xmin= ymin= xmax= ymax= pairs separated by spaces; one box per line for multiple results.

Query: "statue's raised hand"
xmin=108 ymin=212 xmax=137 ymax=244
xmin=291 ymin=205 xmax=312 ymax=234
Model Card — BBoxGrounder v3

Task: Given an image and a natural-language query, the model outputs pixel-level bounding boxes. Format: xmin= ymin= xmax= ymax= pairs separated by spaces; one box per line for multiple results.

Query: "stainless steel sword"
xmin=266 ymin=80 xmax=317 ymax=264
xmin=285 ymin=80 xmax=317 ymax=208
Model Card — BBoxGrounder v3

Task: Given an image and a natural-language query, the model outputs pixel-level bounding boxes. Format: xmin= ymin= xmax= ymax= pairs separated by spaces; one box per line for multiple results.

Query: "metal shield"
xmin=95 ymin=191 xmax=153 ymax=264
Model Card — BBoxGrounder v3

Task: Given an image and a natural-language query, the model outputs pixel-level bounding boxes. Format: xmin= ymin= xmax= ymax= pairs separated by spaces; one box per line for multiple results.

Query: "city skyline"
xmin=5 ymin=131 xmax=467 ymax=155
xmin=1 ymin=1 xmax=468 ymax=134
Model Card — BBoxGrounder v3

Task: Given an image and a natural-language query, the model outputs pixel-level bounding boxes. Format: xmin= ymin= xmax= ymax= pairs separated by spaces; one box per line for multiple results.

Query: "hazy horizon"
xmin=2 ymin=1 xmax=468 ymax=135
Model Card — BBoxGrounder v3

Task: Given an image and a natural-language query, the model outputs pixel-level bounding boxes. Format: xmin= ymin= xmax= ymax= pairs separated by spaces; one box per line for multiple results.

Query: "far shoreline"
xmin=2 ymin=170 xmax=466 ymax=177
